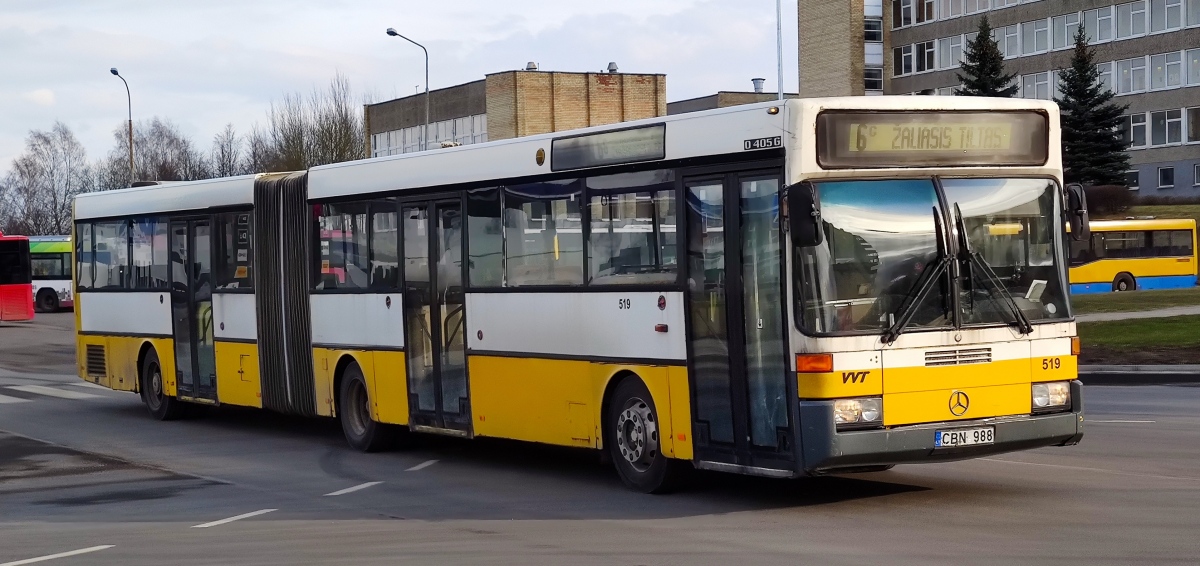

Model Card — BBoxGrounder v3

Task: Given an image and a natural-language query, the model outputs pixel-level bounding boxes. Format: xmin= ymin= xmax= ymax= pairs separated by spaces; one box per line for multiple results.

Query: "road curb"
xmin=1079 ymin=365 xmax=1200 ymax=385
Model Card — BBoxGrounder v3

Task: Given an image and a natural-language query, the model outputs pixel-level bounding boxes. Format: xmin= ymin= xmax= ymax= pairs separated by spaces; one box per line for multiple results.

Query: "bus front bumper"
xmin=798 ymin=380 xmax=1084 ymax=474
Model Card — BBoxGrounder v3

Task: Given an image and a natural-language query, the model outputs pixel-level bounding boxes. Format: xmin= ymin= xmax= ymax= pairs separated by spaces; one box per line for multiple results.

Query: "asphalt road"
xmin=2 ymin=313 xmax=1199 ymax=565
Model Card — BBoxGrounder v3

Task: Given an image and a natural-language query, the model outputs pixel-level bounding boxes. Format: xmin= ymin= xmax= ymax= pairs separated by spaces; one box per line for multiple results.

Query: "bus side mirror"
xmin=1066 ymin=184 xmax=1090 ymax=242
xmin=787 ymin=182 xmax=823 ymax=247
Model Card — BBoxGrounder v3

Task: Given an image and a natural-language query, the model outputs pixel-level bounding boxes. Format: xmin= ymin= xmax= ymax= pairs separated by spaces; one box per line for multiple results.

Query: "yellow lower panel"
xmin=884 ymin=358 xmax=1031 ymax=395
xmin=1070 ymin=257 xmax=1195 ymax=284
xmin=312 ymin=348 xmax=354 ymax=418
xmin=799 ymin=368 xmax=883 ymax=398
xmin=76 ymin=334 xmax=175 ymax=395
xmin=214 ymin=342 xmax=262 ymax=408
xmin=884 ymin=383 xmax=1031 ymax=426
xmin=372 ymin=351 xmax=408 ymax=425
xmin=666 ymin=366 xmax=694 ymax=460
xmin=1031 ymin=355 xmax=1078 ymax=383
xmin=467 ymin=356 xmax=686 ymax=458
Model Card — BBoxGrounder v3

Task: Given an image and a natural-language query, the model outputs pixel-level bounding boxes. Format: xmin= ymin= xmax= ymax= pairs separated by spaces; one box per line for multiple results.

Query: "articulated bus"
xmin=1069 ymin=219 xmax=1197 ymax=294
xmin=30 ymin=235 xmax=74 ymax=312
xmin=0 ymin=231 xmax=34 ymax=322
xmin=74 ymin=97 xmax=1087 ymax=492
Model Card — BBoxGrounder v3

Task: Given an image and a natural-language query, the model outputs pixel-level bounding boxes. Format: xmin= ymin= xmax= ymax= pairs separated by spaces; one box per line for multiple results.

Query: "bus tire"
xmin=338 ymin=361 xmax=392 ymax=452
xmin=141 ymin=349 xmax=183 ymax=421
xmin=35 ymin=290 xmax=58 ymax=313
xmin=1113 ymin=273 xmax=1136 ymax=292
xmin=606 ymin=376 xmax=683 ymax=494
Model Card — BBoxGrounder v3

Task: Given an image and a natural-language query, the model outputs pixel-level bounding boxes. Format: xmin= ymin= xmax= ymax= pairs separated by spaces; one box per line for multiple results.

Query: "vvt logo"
xmin=841 ymin=371 xmax=869 ymax=384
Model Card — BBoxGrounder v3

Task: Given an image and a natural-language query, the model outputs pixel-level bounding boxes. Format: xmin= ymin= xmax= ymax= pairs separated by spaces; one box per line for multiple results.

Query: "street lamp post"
xmin=386 ymin=28 xmax=430 ymax=151
xmin=110 ymin=68 xmax=134 ymax=183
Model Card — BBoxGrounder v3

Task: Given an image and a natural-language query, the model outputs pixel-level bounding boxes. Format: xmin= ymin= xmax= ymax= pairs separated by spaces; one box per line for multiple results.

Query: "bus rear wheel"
xmin=1113 ymin=273 xmax=1136 ymax=292
xmin=35 ymin=290 xmax=58 ymax=313
xmin=141 ymin=349 xmax=183 ymax=420
xmin=338 ymin=361 xmax=392 ymax=452
xmin=606 ymin=376 xmax=683 ymax=493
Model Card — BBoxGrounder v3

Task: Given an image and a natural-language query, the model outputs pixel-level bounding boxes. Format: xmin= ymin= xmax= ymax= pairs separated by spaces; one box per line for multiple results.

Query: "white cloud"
xmin=22 ymin=88 xmax=56 ymax=107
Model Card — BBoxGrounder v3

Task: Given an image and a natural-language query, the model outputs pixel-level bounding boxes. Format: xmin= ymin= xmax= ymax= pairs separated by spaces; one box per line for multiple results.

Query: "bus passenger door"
xmin=401 ymin=200 xmax=471 ymax=435
xmin=684 ymin=170 xmax=792 ymax=473
xmin=169 ymin=219 xmax=218 ymax=402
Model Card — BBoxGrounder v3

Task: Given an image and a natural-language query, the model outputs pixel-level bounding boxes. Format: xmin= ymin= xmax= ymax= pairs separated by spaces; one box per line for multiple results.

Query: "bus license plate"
xmin=934 ymin=426 xmax=994 ymax=448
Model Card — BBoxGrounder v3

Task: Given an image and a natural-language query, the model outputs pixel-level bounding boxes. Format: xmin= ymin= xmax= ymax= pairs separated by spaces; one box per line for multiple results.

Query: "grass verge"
xmin=1072 ymin=287 xmax=1200 ymax=315
xmin=1097 ymin=204 xmax=1200 ymax=227
xmin=1077 ymin=315 xmax=1200 ymax=365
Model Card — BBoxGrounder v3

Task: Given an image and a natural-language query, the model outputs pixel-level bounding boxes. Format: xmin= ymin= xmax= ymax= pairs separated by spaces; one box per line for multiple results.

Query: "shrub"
xmin=1085 ymin=185 xmax=1134 ymax=216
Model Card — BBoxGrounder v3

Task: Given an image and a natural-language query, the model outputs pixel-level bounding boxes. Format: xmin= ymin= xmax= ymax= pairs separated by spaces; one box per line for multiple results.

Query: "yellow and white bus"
xmin=74 ymin=97 xmax=1086 ymax=492
xmin=1069 ymin=218 xmax=1197 ymax=293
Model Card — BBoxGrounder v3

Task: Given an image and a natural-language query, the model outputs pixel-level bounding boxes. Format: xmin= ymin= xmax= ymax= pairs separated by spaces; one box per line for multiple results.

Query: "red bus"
xmin=0 ymin=231 xmax=35 ymax=322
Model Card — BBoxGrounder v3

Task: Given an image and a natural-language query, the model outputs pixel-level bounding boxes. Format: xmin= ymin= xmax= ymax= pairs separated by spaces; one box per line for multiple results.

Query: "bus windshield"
xmin=795 ymin=177 xmax=1069 ymax=335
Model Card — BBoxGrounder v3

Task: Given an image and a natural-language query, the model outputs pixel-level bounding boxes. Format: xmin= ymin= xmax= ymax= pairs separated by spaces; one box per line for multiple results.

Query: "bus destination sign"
xmin=816 ymin=111 xmax=1048 ymax=169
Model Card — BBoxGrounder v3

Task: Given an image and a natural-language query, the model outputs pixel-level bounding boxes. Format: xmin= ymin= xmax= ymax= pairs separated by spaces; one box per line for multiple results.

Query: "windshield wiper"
xmin=882 ymin=206 xmax=952 ymax=345
xmin=951 ymin=202 xmax=1033 ymax=335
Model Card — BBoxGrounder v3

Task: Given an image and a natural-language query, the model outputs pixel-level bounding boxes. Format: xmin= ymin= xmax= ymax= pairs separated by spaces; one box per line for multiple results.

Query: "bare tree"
xmin=96 ymin=117 xmax=212 ymax=189
xmin=263 ymin=72 xmax=367 ymax=171
xmin=2 ymin=122 xmax=91 ymax=235
xmin=211 ymin=123 xmax=242 ymax=178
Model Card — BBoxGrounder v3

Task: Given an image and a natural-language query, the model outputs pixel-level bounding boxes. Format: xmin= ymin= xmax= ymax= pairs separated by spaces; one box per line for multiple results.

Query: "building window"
xmin=917 ymin=0 xmax=935 ymax=22
xmin=1000 ymin=25 xmax=1020 ymax=58
xmin=1116 ymin=0 xmax=1148 ymax=38
xmin=1052 ymin=13 xmax=1081 ymax=49
xmin=1188 ymin=107 xmax=1200 ymax=142
xmin=1188 ymin=49 xmax=1200 ymax=85
xmin=915 ymin=41 xmax=936 ymax=72
xmin=893 ymin=45 xmax=914 ymax=76
xmin=1120 ymin=114 xmax=1148 ymax=148
xmin=1159 ymin=167 xmax=1175 ymax=188
xmin=965 ymin=0 xmax=988 ymax=14
xmin=1189 ymin=0 xmax=1200 ymax=25
xmin=995 ymin=0 xmax=1018 ymax=7
xmin=1116 ymin=57 xmax=1148 ymax=94
xmin=940 ymin=0 xmax=963 ymax=18
xmin=865 ymin=68 xmax=884 ymax=90
xmin=1126 ymin=170 xmax=1141 ymax=189
xmin=1150 ymin=0 xmax=1183 ymax=32
xmin=1021 ymin=19 xmax=1049 ymax=55
xmin=1151 ymin=52 xmax=1183 ymax=89
xmin=1195 ymin=164 xmax=1200 ymax=186
xmin=1084 ymin=7 xmax=1115 ymax=42
xmin=1150 ymin=109 xmax=1183 ymax=145
xmin=865 ymin=18 xmax=883 ymax=41
xmin=1098 ymin=61 xmax=1115 ymax=91
xmin=938 ymin=35 xmax=964 ymax=69
xmin=893 ymin=0 xmax=914 ymax=28
xmin=866 ymin=42 xmax=884 ymax=66
xmin=1022 ymin=72 xmax=1051 ymax=100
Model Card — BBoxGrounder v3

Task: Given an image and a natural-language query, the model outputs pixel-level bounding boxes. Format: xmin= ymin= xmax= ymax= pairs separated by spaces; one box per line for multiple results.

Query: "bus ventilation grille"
xmin=85 ymin=345 xmax=107 ymax=376
xmin=925 ymin=347 xmax=992 ymax=367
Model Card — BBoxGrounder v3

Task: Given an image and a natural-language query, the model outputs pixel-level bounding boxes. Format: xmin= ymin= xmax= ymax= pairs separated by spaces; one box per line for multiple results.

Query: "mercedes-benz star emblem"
xmin=949 ymin=391 xmax=970 ymax=416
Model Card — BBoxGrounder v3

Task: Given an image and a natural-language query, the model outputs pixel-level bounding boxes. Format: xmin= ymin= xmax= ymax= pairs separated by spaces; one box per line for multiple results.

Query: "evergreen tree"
xmin=955 ymin=16 xmax=1018 ymax=97
xmin=1055 ymin=26 xmax=1130 ymax=186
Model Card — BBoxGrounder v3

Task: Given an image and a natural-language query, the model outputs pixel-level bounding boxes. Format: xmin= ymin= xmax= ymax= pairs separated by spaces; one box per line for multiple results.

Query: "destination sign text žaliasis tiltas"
xmin=848 ymin=123 xmax=1013 ymax=153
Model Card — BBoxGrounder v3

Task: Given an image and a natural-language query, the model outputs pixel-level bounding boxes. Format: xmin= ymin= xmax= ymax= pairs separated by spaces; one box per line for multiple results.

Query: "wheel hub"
xmin=615 ymin=398 xmax=658 ymax=472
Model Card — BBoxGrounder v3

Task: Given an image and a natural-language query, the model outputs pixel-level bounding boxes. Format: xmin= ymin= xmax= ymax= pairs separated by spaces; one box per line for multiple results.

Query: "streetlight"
xmin=385 ymin=28 xmax=429 ymax=151
xmin=110 ymin=68 xmax=134 ymax=183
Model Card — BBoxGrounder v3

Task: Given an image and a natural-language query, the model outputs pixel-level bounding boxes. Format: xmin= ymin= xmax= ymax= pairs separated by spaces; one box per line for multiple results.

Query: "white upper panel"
xmin=310 ymin=293 xmax=405 ymax=349
xmin=307 ymin=102 xmax=790 ymax=201
xmin=74 ymin=175 xmax=258 ymax=220
xmin=466 ymin=291 xmax=687 ymax=361
xmin=79 ymin=292 xmax=172 ymax=336
xmin=213 ymin=293 xmax=258 ymax=341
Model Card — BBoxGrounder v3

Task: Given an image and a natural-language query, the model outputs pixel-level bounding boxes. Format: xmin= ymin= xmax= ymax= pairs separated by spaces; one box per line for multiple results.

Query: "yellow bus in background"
xmin=1069 ymin=219 xmax=1197 ymax=293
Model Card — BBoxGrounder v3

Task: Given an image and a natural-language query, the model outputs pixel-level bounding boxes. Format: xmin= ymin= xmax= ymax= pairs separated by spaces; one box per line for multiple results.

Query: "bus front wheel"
xmin=141 ymin=349 xmax=183 ymax=420
xmin=338 ymin=362 xmax=392 ymax=452
xmin=1113 ymin=273 xmax=1136 ymax=292
xmin=35 ymin=290 xmax=58 ymax=313
xmin=606 ymin=376 xmax=683 ymax=493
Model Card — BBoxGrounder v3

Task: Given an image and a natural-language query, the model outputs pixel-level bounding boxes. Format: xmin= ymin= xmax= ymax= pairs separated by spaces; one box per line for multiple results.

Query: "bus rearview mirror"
xmin=1066 ymin=184 xmax=1089 ymax=242
xmin=787 ymin=182 xmax=823 ymax=247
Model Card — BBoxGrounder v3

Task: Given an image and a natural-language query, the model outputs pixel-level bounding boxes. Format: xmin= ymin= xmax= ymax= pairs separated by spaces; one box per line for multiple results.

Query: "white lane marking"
xmin=406 ymin=459 xmax=438 ymax=472
xmin=0 ymin=545 xmax=115 ymax=566
xmin=72 ymin=381 xmax=111 ymax=391
xmin=324 ymin=481 xmax=383 ymax=497
xmin=980 ymin=458 xmax=1199 ymax=482
xmin=6 ymin=385 xmax=100 ymax=400
xmin=1090 ymin=419 xmax=1155 ymax=423
xmin=0 ymin=394 xmax=31 ymax=404
xmin=191 ymin=509 xmax=277 ymax=528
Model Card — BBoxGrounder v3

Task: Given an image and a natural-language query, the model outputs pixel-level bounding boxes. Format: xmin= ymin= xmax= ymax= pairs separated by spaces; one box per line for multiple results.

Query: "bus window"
xmin=0 ymin=241 xmax=31 ymax=285
xmin=316 ymin=203 xmax=370 ymax=290
xmin=504 ymin=179 xmax=584 ymax=286
xmin=1152 ymin=230 xmax=1194 ymax=257
xmin=30 ymin=254 xmax=66 ymax=279
xmin=215 ymin=212 xmax=253 ymax=290
xmin=76 ymin=223 xmax=93 ymax=289
xmin=370 ymin=206 xmax=398 ymax=290
xmin=587 ymin=170 xmax=677 ymax=285
xmin=93 ymin=221 xmax=129 ymax=289
xmin=466 ymin=188 xmax=504 ymax=287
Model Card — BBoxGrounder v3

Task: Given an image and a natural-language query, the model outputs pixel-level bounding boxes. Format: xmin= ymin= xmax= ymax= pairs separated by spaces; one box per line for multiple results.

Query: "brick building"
xmin=798 ymin=0 xmax=1200 ymax=195
xmin=365 ymin=66 xmax=667 ymax=157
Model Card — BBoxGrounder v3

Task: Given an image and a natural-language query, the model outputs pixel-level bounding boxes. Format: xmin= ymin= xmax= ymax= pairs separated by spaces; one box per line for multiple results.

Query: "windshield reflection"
xmin=795 ymin=177 xmax=1068 ymax=336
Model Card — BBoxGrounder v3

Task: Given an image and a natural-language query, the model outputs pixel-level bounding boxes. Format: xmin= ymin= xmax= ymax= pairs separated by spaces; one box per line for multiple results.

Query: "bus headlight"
xmin=834 ymin=397 xmax=883 ymax=429
xmin=1032 ymin=381 xmax=1070 ymax=412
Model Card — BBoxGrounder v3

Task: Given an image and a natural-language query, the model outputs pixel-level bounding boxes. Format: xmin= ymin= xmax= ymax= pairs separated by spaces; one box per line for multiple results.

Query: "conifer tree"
xmin=1055 ymin=26 xmax=1130 ymax=186
xmin=955 ymin=16 xmax=1018 ymax=97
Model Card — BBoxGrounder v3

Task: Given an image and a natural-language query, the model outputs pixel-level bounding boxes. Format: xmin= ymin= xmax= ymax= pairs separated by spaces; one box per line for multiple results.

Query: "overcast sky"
xmin=0 ymin=0 xmax=799 ymax=172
